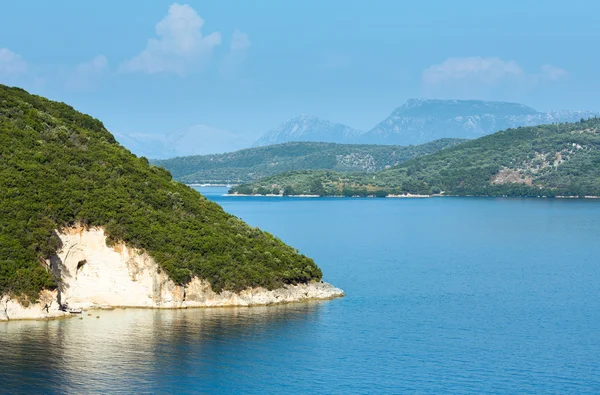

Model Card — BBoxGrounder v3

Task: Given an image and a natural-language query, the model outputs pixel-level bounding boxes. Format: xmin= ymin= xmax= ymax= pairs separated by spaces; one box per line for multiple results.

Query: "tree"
xmin=309 ymin=179 xmax=325 ymax=196
xmin=283 ymin=186 xmax=296 ymax=196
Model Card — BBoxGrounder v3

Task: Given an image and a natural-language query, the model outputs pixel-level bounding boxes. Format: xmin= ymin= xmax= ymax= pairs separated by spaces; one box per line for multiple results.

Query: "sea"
xmin=1 ymin=187 xmax=600 ymax=394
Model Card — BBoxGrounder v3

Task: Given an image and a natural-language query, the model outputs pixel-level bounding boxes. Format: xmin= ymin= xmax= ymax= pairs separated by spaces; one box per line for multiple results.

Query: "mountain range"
xmin=357 ymin=99 xmax=598 ymax=145
xmin=116 ymin=99 xmax=597 ymax=159
xmin=253 ymin=100 xmax=598 ymax=147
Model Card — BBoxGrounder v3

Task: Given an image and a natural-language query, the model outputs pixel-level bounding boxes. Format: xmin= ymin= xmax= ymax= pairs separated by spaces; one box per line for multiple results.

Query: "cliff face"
xmin=0 ymin=290 xmax=64 ymax=321
xmin=51 ymin=227 xmax=179 ymax=309
xmin=0 ymin=227 xmax=343 ymax=321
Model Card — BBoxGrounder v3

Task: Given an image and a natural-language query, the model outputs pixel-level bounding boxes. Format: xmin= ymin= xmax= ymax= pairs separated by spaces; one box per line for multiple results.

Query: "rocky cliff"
xmin=0 ymin=227 xmax=343 ymax=321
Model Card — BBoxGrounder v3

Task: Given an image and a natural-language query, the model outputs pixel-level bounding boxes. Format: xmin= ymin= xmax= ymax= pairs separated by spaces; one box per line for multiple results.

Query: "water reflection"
xmin=0 ymin=302 xmax=327 ymax=394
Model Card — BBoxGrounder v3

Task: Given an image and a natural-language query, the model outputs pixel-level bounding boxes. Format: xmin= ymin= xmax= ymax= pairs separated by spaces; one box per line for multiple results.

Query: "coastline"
xmin=0 ymin=227 xmax=343 ymax=323
xmin=225 ymin=193 xmax=600 ymax=199
xmin=186 ymin=183 xmax=239 ymax=187
xmin=1 ymin=281 xmax=344 ymax=323
xmin=224 ymin=193 xmax=321 ymax=198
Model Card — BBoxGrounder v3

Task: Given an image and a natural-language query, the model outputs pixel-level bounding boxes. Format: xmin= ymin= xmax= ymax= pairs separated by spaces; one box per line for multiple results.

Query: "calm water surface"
xmin=2 ymin=188 xmax=600 ymax=394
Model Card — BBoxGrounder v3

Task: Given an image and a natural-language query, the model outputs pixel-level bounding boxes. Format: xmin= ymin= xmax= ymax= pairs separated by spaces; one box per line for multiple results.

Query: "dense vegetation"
xmin=0 ymin=85 xmax=322 ymax=302
xmin=230 ymin=118 xmax=600 ymax=197
xmin=152 ymin=139 xmax=465 ymax=184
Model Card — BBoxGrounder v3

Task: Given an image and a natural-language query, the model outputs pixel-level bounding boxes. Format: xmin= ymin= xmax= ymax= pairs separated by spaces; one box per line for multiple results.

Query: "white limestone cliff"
xmin=0 ymin=227 xmax=343 ymax=321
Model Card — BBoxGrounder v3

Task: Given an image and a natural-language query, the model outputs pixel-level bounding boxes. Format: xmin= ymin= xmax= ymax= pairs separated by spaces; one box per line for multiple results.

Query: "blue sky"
xmin=1 ymin=0 xmax=599 ymax=154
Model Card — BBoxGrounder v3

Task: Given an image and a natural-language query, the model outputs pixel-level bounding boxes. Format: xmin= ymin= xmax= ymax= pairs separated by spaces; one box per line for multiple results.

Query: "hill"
xmin=358 ymin=99 xmax=598 ymax=146
xmin=230 ymin=118 xmax=600 ymax=197
xmin=0 ymin=85 xmax=323 ymax=302
xmin=152 ymin=139 xmax=466 ymax=184
xmin=253 ymin=115 xmax=362 ymax=146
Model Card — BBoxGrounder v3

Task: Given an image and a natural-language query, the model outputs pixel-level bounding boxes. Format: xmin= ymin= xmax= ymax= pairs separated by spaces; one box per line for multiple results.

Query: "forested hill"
xmin=0 ymin=85 xmax=322 ymax=301
xmin=152 ymin=139 xmax=465 ymax=184
xmin=230 ymin=118 xmax=600 ymax=197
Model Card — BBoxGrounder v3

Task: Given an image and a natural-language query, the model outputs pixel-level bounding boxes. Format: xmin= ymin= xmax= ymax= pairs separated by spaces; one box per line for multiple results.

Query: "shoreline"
xmin=224 ymin=193 xmax=321 ymax=198
xmin=186 ymin=183 xmax=239 ymax=187
xmin=1 ymin=281 xmax=344 ymax=323
xmin=225 ymin=193 xmax=600 ymax=199
xmin=1 ymin=227 xmax=344 ymax=323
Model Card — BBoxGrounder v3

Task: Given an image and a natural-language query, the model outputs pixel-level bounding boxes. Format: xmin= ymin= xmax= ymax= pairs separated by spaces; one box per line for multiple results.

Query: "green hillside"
xmin=152 ymin=139 xmax=465 ymax=184
xmin=230 ymin=118 xmax=600 ymax=197
xmin=0 ymin=85 xmax=321 ymax=302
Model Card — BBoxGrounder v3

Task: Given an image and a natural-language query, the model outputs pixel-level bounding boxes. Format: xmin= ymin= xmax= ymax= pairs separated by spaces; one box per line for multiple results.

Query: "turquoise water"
xmin=2 ymin=188 xmax=600 ymax=393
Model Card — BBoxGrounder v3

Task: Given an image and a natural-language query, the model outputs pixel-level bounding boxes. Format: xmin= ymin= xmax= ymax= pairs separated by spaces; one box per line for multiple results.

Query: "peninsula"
xmin=0 ymin=85 xmax=343 ymax=321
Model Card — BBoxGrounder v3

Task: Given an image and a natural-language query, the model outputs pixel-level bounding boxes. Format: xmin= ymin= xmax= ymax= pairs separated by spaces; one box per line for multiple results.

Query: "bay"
xmin=2 ymin=188 xmax=600 ymax=394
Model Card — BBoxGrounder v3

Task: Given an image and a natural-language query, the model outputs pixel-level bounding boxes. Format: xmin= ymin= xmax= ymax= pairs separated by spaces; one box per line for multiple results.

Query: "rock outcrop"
xmin=0 ymin=227 xmax=343 ymax=321
xmin=0 ymin=290 xmax=65 ymax=321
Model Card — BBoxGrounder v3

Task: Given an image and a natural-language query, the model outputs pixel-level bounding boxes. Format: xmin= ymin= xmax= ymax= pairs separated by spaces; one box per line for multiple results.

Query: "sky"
xmin=1 ymin=0 xmax=599 ymax=155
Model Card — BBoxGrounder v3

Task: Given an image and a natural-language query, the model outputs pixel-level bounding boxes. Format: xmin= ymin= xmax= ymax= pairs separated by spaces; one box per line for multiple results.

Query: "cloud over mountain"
xmin=422 ymin=57 xmax=567 ymax=86
xmin=120 ymin=3 xmax=221 ymax=75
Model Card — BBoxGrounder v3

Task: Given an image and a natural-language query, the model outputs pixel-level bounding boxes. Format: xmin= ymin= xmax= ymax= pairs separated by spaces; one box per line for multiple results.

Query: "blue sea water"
xmin=2 ymin=188 xmax=600 ymax=394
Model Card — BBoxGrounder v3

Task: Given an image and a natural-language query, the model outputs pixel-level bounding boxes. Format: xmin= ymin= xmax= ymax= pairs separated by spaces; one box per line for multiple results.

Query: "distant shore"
xmin=225 ymin=193 xmax=600 ymax=199
xmin=226 ymin=193 xmax=433 ymax=198
xmin=225 ymin=193 xmax=321 ymax=198
xmin=186 ymin=183 xmax=239 ymax=187
xmin=188 ymin=185 xmax=600 ymax=200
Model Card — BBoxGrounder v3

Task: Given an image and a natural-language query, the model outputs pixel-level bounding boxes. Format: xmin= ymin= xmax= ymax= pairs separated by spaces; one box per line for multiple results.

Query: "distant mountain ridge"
xmin=252 ymin=100 xmax=598 ymax=147
xmin=253 ymin=115 xmax=362 ymax=146
xmin=359 ymin=99 xmax=598 ymax=145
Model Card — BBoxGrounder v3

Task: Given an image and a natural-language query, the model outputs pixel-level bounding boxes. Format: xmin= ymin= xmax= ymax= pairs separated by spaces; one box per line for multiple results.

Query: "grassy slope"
xmin=152 ymin=139 xmax=466 ymax=184
xmin=0 ymin=85 xmax=321 ymax=301
xmin=231 ymin=119 xmax=600 ymax=197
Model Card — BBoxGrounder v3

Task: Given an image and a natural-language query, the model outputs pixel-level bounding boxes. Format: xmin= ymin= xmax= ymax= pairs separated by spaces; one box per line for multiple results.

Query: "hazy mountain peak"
xmin=357 ymin=99 xmax=598 ymax=146
xmin=393 ymin=99 xmax=539 ymax=118
xmin=253 ymin=115 xmax=362 ymax=146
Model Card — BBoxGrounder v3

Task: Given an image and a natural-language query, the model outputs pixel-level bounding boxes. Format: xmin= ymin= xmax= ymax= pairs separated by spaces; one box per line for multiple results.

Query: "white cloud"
xmin=539 ymin=64 xmax=567 ymax=81
xmin=0 ymin=49 xmax=109 ymax=91
xmin=0 ymin=48 xmax=28 ymax=76
xmin=220 ymin=29 xmax=251 ymax=78
xmin=421 ymin=57 xmax=568 ymax=99
xmin=422 ymin=56 xmax=567 ymax=86
xmin=230 ymin=29 xmax=251 ymax=52
xmin=66 ymin=55 xmax=108 ymax=90
xmin=422 ymin=57 xmax=524 ymax=85
xmin=120 ymin=3 xmax=221 ymax=75
xmin=75 ymin=55 xmax=108 ymax=75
